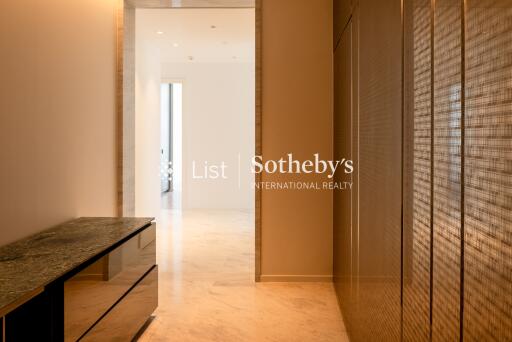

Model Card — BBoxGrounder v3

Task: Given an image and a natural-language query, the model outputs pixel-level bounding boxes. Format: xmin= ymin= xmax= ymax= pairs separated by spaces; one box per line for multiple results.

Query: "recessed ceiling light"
xmin=156 ymin=31 xmax=164 ymax=35
xmin=172 ymin=43 xmax=179 ymax=47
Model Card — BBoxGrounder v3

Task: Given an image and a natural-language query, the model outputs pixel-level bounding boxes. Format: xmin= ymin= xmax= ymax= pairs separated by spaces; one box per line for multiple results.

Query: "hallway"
xmin=139 ymin=209 xmax=348 ymax=341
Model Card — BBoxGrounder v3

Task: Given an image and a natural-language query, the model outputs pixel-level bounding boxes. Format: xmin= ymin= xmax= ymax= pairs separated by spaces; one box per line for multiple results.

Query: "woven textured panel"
xmin=335 ymin=0 xmax=512 ymax=340
xmin=333 ymin=18 xmax=356 ymax=331
xmin=355 ymin=0 xmax=402 ymax=340
xmin=464 ymin=0 xmax=512 ymax=340
xmin=432 ymin=0 xmax=462 ymax=339
xmin=403 ymin=0 xmax=431 ymax=340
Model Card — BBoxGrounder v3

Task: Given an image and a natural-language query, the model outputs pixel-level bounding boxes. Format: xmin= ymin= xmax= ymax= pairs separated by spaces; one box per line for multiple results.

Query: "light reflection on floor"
xmin=138 ymin=207 xmax=348 ymax=341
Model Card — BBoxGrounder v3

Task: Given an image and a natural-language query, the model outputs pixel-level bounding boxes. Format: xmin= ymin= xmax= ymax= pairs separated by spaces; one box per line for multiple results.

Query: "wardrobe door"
xmin=333 ymin=16 xmax=354 ymax=331
xmin=432 ymin=0 xmax=463 ymax=339
xmin=402 ymin=0 xmax=432 ymax=340
xmin=464 ymin=0 xmax=512 ymax=340
xmin=357 ymin=0 xmax=403 ymax=340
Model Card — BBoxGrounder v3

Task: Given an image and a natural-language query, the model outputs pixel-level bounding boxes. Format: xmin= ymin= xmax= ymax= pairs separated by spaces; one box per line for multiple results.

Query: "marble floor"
xmin=138 ymin=208 xmax=348 ymax=341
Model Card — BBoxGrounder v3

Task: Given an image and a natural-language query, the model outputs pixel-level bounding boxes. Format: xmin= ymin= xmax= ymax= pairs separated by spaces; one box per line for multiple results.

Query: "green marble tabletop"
xmin=0 ymin=217 xmax=153 ymax=316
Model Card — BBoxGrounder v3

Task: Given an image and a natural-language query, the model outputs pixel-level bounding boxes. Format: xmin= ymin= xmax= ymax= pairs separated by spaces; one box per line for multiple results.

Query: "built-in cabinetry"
xmin=0 ymin=217 xmax=157 ymax=342
xmin=333 ymin=0 xmax=402 ymax=340
xmin=333 ymin=0 xmax=512 ymax=340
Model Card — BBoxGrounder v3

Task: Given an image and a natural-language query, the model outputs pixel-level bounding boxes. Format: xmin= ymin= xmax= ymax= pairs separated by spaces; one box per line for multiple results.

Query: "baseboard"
xmin=259 ymin=274 xmax=333 ymax=282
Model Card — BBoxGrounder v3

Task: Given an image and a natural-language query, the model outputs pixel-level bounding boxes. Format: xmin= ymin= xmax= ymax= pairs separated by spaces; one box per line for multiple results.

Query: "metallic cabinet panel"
xmin=432 ymin=0 xmax=462 ymax=339
xmin=333 ymin=17 xmax=355 ymax=331
xmin=334 ymin=0 xmax=512 ymax=340
xmin=81 ymin=266 xmax=158 ymax=342
xmin=403 ymin=0 xmax=432 ymax=340
xmin=332 ymin=0 xmax=403 ymax=340
xmin=64 ymin=223 xmax=156 ymax=342
xmin=355 ymin=0 xmax=403 ymax=340
xmin=350 ymin=7 xmax=360 ymax=304
xmin=464 ymin=1 xmax=512 ymax=340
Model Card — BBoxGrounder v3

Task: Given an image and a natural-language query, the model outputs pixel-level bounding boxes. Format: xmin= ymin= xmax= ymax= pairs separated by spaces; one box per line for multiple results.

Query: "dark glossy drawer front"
xmin=80 ymin=266 xmax=158 ymax=342
xmin=64 ymin=223 xmax=156 ymax=342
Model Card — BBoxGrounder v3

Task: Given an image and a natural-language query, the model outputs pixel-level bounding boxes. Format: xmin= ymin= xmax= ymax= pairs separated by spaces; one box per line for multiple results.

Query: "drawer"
xmin=64 ymin=223 xmax=156 ymax=342
xmin=80 ymin=266 xmax=158 ymax=342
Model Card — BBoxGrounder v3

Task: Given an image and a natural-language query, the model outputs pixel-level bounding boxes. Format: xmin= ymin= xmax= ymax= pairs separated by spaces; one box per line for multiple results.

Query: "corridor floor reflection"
xmin=138 ymin=209 xmax=348 ymax=341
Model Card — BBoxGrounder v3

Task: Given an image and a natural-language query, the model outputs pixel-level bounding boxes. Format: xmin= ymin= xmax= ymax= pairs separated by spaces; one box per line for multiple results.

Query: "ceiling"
xmin=136 ymin=8 xmax=255 ymax=63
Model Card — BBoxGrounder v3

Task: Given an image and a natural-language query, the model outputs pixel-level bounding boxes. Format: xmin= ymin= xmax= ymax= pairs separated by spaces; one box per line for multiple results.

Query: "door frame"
xmin=115 ymin=0 xmax=262 ymax=281
xmin=159 ymin=82 xmax=172 ymax=194
xmin=161 ymin=78 xmax=184 ymax=197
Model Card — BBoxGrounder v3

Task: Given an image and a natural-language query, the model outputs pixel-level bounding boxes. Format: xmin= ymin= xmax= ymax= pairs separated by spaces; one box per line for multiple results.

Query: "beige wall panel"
xmin=0 ymin=0 xmax=118 ymax=245
xmin=261 ymin=0 xmax=333 ymax=279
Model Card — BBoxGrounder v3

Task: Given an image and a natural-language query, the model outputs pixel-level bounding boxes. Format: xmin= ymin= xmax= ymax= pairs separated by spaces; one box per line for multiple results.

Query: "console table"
xmin=0 ymin=217 xmax=157 ymax=341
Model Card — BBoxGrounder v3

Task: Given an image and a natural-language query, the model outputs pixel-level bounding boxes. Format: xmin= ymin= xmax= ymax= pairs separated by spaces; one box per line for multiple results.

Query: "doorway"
xmin=117 ymin=0 xmax=261 ymax=280
xmin=126 ymin=9 xmax=258 ymax=338
xmin=160 ymin=82 xmax=183 ymax=209
xmin=160 ymin=83 xmax=172 ymax=194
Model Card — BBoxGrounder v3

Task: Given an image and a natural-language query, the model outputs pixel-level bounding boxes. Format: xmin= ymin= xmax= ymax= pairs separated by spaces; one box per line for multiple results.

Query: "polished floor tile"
xmin=138 ymin=208 xmax=348 ymax=341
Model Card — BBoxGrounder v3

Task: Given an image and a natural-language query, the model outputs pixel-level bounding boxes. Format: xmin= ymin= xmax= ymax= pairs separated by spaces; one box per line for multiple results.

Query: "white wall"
xmin=135 ymin=20 xmax=161 ymax=218
xmin=162 ymin=63 xmax=255 ymax=209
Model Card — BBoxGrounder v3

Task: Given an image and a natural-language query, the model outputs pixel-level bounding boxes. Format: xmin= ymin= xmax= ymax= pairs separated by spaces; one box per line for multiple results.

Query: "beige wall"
xmin=261 ymin=0 xmax=333 ymax=280
xmin=0 ymin=0 xmax=117 ymax=245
